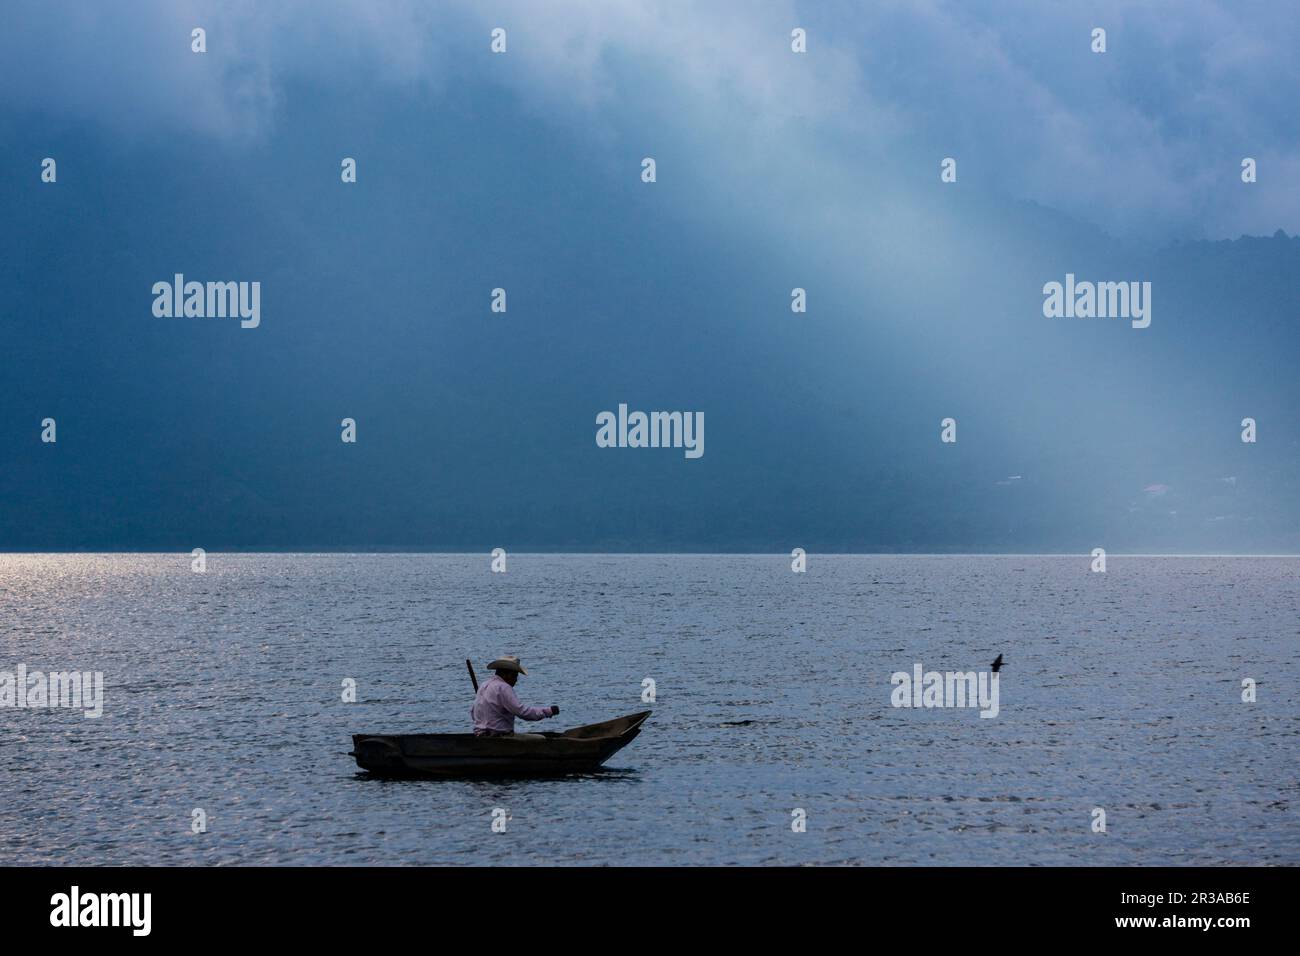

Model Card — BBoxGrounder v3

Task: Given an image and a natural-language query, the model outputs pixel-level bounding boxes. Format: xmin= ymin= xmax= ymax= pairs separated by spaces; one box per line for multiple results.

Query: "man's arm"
xmin=500 ymin=684 xmax=557 ymax=721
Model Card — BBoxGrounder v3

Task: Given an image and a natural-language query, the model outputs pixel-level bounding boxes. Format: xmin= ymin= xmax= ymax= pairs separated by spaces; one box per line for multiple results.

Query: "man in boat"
xmin=471 ymin=656 xmax=560 ymax=737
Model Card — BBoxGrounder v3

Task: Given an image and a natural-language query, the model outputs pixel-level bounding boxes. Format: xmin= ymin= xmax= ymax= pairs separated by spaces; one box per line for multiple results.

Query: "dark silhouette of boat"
xmin=350 ymin=711 xmax=651 ymax=778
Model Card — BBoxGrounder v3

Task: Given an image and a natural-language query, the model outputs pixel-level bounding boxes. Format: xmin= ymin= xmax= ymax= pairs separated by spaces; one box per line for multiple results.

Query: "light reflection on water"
xmin=1 ymin=553 xmax=1296 ymax=865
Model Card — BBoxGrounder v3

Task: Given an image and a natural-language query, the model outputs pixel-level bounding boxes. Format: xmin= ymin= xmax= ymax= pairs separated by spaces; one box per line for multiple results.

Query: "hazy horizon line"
xmin=1 ymin=551 xmax=1296 ymax=558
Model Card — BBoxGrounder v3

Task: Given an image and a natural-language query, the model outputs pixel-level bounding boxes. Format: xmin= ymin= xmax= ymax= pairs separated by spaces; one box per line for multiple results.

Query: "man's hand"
xmin=550 ymin=705 xmax=560 ymax=716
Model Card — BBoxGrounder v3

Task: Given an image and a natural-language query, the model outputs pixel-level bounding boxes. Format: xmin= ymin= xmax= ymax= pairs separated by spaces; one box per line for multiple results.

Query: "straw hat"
xmin=487 ymin=655 xmax=527 ymax=675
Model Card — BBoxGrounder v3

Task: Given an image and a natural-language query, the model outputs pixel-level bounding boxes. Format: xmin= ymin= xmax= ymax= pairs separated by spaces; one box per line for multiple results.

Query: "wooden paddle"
xmin=465 ymin=658 xmax=479 ymax=694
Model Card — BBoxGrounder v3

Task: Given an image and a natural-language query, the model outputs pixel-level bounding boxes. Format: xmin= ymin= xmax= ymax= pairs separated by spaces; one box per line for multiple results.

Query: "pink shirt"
xmin=471 ymin=675 xmax=552 ymax=734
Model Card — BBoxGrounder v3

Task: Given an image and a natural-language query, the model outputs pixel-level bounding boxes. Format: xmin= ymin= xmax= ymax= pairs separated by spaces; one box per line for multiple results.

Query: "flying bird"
xmin=991 ymin=654 xmax=1006 ymax=673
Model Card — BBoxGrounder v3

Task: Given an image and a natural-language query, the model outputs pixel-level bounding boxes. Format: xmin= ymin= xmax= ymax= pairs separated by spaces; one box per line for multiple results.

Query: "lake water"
xmin=0 ymin=553 xmax=1296 ymax=865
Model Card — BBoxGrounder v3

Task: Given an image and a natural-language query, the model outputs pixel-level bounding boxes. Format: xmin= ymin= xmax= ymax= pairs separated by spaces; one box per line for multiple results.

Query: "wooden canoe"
xmin=350 ymin=711 xmax=651 ymax=778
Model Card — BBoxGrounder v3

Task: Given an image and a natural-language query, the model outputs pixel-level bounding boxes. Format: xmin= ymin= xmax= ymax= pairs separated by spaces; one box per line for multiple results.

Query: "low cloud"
xmin=3 ymin=0 xmax=1296 ymax=239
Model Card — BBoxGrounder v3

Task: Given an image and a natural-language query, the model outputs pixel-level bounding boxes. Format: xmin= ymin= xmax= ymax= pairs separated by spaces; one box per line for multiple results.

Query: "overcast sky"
xmin=4 ymin=0 xmax=1298 ymax=242
xmin=3 ymin=2 xmax=1297 ymax=551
